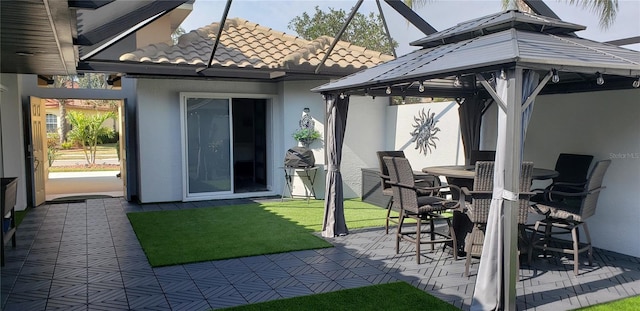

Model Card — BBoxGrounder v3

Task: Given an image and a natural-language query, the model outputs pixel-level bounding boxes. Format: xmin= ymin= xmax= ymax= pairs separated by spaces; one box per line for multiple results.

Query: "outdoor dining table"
xmin=421 ymin=165 xmax=559 ymax=256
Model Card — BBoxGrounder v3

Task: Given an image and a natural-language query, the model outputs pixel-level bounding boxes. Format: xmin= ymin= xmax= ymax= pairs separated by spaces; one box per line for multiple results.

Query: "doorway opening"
xmin=31 ymin=96 xmax=125 ymax=203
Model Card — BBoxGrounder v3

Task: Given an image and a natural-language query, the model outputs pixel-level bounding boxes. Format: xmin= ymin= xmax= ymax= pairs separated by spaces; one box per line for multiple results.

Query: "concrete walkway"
xmin=45 ymin=171 xmax=123 ymax=201
xmin=2 ymin=198 xmax=639 ymax=310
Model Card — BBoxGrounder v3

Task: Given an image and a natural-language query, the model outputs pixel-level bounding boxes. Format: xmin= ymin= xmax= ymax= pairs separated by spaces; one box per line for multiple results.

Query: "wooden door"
xmin=118 ymin=102 xmax=127 ymax=199
xmin=30 ymin=97 xmax=46 ymax=206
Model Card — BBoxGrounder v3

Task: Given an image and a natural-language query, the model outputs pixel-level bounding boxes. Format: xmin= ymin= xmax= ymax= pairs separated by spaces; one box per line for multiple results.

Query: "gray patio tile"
xmin=306 ymin=281 xmax=343 ymax=293
xmin=166 ymin=299 xmax=211 ymax=311
xmin=2 ymin=299 xmax=47 ymax=311
xmin=241 ymin=289 xmax=281 ymax=304
xmin=46 ymin=295 xmax=88 ymax=310
xmin=233 ymin=279 xmax=272 ymax=295
xmin=158 ymin=279 xmax=199 ymax=293
xmin=199 ymin=285 xmax=240 ymax=300
xmin=336 ymin=276 xmax=371 ymax=289
xmin=124 ymin=284 xmax=164 ymax=297
xmin=276 ymin=285 xmax=314 ymax=298
xmin=255 ymin=268 xmax=290 ymax=280
xmin=207 ymin=294 xmax=247 ymax=310
xmin=192 ymin=276 xmax=231 ymax=289
xmin=127 ymin=293 xmax=170 ymax=310
xmin=222 ymin=271 xmax=261 ymax=284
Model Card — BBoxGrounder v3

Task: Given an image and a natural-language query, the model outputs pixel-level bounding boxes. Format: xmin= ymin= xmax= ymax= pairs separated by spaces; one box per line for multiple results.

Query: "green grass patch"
xmin=127 ymin=199 xmax=391 ymax=267
xmin=219 ymin=282 xmax=459 ymax=311
xmin=573 ymin=295 xmax=640 ymax=310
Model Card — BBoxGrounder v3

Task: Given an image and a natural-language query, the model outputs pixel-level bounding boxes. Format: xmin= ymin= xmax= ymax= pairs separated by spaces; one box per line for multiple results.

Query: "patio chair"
xmin=376 ymin=151 xmax=442 ymax=234
xmin=462 ymin=161 xmax=534 ymax=277
xmin=528 ymin=160 xmax=611 ymax=275
xmin=469 ymin=150 xmax=496 ymax=165
xmin=383 ymin=156 xmax=460 ymax=264
xmin=531 ymin=153 xmax=594 ymax=204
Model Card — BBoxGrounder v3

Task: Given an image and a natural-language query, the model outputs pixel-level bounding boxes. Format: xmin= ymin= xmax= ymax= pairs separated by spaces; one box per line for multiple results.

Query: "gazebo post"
xmin=503 ymin=67 xmax=524 ymax=311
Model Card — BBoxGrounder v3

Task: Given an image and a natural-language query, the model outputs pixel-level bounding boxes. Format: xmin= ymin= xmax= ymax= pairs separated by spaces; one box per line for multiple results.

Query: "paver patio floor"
xmin=2 ymin=197 xmax=639 ymax=310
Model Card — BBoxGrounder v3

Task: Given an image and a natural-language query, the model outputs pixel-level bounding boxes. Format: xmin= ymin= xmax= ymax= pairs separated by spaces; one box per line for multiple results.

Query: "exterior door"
xmin=183 ymin=97 xmax=233 ymax=198
xmin=118 ymin=102 xmax=127 ymax=199
xmin=30 ymin=96 xmax=46 ymax=206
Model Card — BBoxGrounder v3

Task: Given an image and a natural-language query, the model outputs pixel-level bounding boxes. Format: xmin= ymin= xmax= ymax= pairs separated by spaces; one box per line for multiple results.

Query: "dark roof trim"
xmin=77 ymin=60 xmax=344 ymax=81
xmin=605 ymin=36 xmax=640 ymax=47
xmin=383 ymin=0 xmax=437 ymax=35
xmin=75 ymin=0 xmax=188 ymax=46
xmin=522 ymin=0 xmax=560 ymax=19
xmin=68 ymin=1 xmax=114 ymax=10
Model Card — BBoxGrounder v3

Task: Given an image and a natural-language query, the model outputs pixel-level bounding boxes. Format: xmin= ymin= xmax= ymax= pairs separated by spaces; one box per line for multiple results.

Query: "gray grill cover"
xmin=284 ymin=147 xmax=315 ymax=168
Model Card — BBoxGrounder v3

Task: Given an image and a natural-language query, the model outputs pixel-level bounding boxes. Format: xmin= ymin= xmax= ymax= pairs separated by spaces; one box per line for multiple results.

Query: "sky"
xmin=179 ymin=0 xmax=640 ymax=55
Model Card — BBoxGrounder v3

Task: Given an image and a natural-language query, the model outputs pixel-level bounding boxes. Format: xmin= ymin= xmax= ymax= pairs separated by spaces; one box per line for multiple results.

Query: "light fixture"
xmin=418 ymin=81 xmax=425 ymax=93
xmin=500 ymin=69 xmax=507 ymax=80
xmin=364 ymin=88 xmax=369 ymax=96
xmin=596 ymin=72 xmax=604 ymax=85
xmin=322 ymin=94 xmax=326 ymax=100
xmin=385 ymin=86 xmax=392 ymax=95
xmin=551 ymin=69 xmax=560 ymax=83
xmin=453 ymin=75 xmax=462 ymax=87
xmin=339 ymin=92 xmax=345 ymax=99
xmin=633 ymin=76 xmax=640 ymax=88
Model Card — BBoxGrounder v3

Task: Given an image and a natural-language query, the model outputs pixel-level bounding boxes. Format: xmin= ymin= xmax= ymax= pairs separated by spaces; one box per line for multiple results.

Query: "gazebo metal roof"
xmin=313 ymin=10 xmax=640 ymax=97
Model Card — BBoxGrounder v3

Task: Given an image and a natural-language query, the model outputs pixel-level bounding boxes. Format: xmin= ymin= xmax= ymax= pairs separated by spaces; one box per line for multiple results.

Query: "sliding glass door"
xmin=185 ymin=97 xmax=232 ymax=196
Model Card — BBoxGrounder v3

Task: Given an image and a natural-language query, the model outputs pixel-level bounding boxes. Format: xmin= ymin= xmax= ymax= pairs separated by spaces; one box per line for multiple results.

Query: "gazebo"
xmin=313 ymin=10 xmax=640 ymax=310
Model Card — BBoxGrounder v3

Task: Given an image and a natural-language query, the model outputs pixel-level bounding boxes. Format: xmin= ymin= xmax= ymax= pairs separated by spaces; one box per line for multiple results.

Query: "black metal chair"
xmin=376 ymin=151 xmax=442 ymax=234
xmin=469 ymin=150 xmax=496 ymax=165
xmin=383 ymin=156 xmax=460 ymax=264
xmin=531 ymin=153 xmax=594 ymax=204
xmin=528 ymin=160 xmax=611 ymax=275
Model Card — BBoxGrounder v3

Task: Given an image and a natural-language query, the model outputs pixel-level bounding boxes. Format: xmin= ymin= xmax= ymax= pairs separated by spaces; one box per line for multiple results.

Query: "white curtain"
xmin=471 ymin=69 xmax=539 ymax=310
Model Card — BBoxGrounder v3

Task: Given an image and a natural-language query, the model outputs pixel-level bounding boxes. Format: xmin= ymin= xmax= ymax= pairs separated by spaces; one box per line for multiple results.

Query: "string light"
xmin=551 ymin=69 xmax=560 ymax=83
xmin=596 ymin=72 xmax=604 ymax=85
xmin=385 ymin=86 xmax=392 ymax=94
xmin=633 ymin=76 xmax=640 ymax=88
xmin=418 ymin=81 xmax=425 ymax=93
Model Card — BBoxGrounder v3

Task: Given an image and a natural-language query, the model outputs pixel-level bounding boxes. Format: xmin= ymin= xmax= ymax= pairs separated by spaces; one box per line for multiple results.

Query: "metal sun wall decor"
xmin=410 ymin=108 xmax=440 ymax=155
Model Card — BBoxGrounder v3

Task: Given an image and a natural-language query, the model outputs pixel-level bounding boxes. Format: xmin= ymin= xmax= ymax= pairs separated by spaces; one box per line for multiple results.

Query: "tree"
xmin=66 ymin=111 xmax=115 ymax=166
xmin=52 ymin=73 xmax=118 ymax=144
xmin=288 ymin=6 xmax=397 ymax=55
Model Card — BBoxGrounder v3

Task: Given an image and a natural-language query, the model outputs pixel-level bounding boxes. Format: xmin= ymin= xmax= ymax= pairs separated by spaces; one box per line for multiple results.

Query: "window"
xmin=46 ymin=114 xmax=57 ymax=133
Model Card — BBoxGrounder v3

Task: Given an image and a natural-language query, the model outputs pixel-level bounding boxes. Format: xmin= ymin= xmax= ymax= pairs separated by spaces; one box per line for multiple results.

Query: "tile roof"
xmin=120 ymin=17 xmax=394 ymax=74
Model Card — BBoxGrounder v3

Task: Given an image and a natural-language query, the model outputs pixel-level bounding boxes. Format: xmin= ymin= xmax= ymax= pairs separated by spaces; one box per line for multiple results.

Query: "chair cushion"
xmin=415 ymin=196 xmax=456 ymax=213
xmin=531 ymin=202 xmax=583 ymax=222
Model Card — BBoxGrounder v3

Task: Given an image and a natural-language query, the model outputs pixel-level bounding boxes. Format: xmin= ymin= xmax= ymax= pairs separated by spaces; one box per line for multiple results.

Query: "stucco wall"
xmin=0 ymin=73 xmax=27 ymax=211
xmin=386 ymin=101 xmax=466 ymax=170
xmin=136 ymin=78 xmax=280 ymax=203
xmin=526 ymin=89 xmax=640 ymax=257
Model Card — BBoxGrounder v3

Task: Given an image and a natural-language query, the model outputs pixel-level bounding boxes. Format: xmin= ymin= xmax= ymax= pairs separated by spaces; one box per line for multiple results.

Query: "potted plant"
xmin=292 ymin=127 xmax=321 ymax=148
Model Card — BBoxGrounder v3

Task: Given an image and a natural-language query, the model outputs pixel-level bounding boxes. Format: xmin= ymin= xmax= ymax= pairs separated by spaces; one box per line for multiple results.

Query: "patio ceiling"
xmin=0 ymin=0 xmax=190 ymax=76
xmin=312 ymin=10 xmax=640 ymax=97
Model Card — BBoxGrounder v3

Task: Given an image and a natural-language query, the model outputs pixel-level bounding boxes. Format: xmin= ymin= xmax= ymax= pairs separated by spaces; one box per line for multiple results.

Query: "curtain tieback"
xmin=328 ymin=165 xmax=340 ymax=172
xmin=501 ymin=190 xmax=518 ymax=201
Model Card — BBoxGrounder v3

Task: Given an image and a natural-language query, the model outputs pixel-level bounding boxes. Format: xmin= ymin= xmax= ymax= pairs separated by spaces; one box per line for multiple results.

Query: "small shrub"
xmin=61 ymin=141 xmax=75 ymax=150
xmin=97 ymin=130 xmax=118 ymax=144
